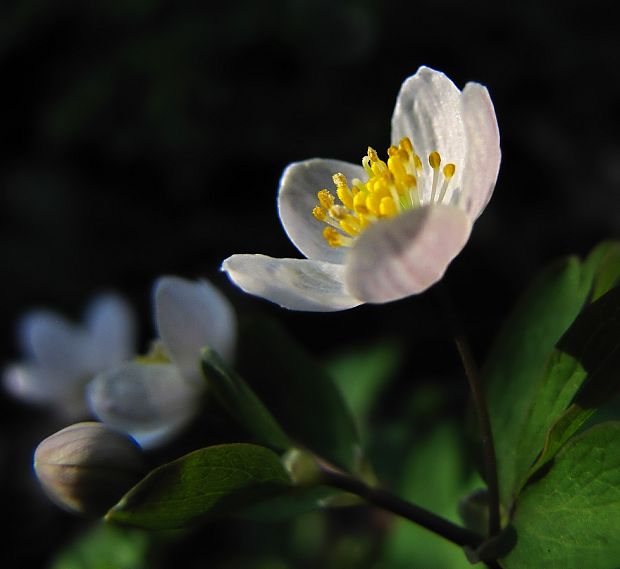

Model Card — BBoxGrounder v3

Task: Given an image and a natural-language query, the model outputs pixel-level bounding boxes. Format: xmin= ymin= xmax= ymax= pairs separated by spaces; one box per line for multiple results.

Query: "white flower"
xmin=222 ymin=66 xmax=500 ymax=311
xmin=87 ymin=276 xmax=236 ymax=449
xmin=3 ymin=295 xmax=135 ymax=420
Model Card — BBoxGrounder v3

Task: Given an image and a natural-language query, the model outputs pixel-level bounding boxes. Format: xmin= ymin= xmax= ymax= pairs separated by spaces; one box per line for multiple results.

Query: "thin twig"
xmin=319 ymin=465 xmax=484 ymax=549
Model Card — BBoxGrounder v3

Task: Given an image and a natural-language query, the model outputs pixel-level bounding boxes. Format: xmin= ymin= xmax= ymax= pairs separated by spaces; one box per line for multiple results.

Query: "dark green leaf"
xmin=236 ymin=317 xmax=360 ymax=472
xmin=50 ymin=523 xmax=151 ymax=569
xmin=586 ymin=240 xmax=620 ymax=301
xmin=501 ymin=422 xmax=620 ymax=569
xmin=380 ymin=423 xmax=482 ymax=569
xmin=238 ymin=485 xmax=336 ymax=522
xmin=201 ymin=347 xmax=292 ymax=451
xmin=524 ymin=285 xmax=620 ymax=481
xmin=106 ymin=443 xmax=292 ymax=530
xmin=326 ymin=340 xmax=403 ymax=430
xmin=484 ymin=257 xmax=593 ymax=507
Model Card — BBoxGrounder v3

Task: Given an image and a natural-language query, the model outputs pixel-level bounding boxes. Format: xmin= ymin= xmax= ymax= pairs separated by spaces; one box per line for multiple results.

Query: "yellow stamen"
xmin=311 ymin=141 xmax=457 ymax=247
xmin=429 ymin=151 xmax=441 ymax=203
xmin=333 ymin=173 xmax=354 ymax=210
xmin=443 ymin=163 xmax=456 ymax=178
xmin=379 ymin=196 xmax=397 ymax=217
xmin=438 ymin=163 xmax=457 ymax=203
xmin=353 ymin=192 xmax=369 ymax=214
xmin=312 ymin=206 xmax=326 ymax=221
xmin=329 ymin=205 xmax=348 ymax=220
xmin=399 ymin=136 xmax=413 ymax=155
xmin=323 ymin=227 xmax=353 ymax=247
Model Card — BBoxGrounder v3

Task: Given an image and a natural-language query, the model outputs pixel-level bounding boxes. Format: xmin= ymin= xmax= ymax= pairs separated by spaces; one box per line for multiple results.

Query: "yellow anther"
xmin=404 ymin=174 xmax=417 ymax=188
xmin=333 ymin=172 xmax=354 ymax=209
xmin=388 ymin=155 xmax=407 ymax=180
xmin=332 ymin=173 xmax=348 ymax=188
xmin=367 ymin=147 xmax=379 ymax=162
xmin=340 ymin=216 xmax=361 ymax=236
xmin=329 ymin=205 xmax=348 ymax=220
xmin=443 ymin=163 xmax=456 ymax=178
xmin=371 ymin=160 xmax=389 ymax=177
xmin=399 ymin=137 xmax=413 ymax=155
xmin=379 ymin=196 xmax=397 ymax=217
xmin=429 ymin=151 xmax=441 ymax=170
xmin=317 ymin=189 xmax=335 ymax=210
xmin=337 ymin=187 xmax=354 ymax=210
xmin=351 ymin=179 xmax=365 ymax=195
xmin=387 ymin=145 xmax=399 ymax=157
xmin=323 ymin=227 xmax=342 ymax=247
xmin=366 ymin=193 xmax=381 ymax=216
xmin=414 ymin=154 xmax=423 ymax=172
xmin=312 ymin=206 xmax=326 ymax=221
xmin=353 ymin=192 xmax=368 ymax=214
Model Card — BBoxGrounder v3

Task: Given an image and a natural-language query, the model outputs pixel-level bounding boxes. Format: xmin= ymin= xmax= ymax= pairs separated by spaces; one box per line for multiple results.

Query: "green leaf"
xmin=236 ymin=317 xmax=360 ymax=472
xmin=501 ymin=422 xmax=620 ymax=569
xmin=50 ymin=523 xmax=151 ymax=569
xmin=484 ymin=256 xmax=594 ymax=508
xmin=586 ymin=240 xmax=620 ymax=301
xmin=326 ymin=340 xmax=402 ymax=430
xmin=106 ymin=443 xmax=292 ymax=530
xmin=524 ymin=285 xmax=620 ymax=481
xmin=380 ymin=423 xmax=482 ymax=569
xmin=201 ymin=347 xmax=292 ymax=451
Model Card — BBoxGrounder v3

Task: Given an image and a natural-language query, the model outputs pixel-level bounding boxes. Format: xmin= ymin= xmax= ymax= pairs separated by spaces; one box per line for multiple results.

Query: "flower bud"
xmin=34 ymin=422 xmax=146 ymax=517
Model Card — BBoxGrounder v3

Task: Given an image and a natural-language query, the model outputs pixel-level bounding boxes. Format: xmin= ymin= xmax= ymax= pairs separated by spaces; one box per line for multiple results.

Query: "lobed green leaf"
xmin=500 ymin=422 xmax=620 ymax=569
xmin=484 ymin=242 xmax=620 ymax=509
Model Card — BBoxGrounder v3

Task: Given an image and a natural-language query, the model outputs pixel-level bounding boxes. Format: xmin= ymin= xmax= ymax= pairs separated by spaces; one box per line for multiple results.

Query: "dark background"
xmin=2 ymin=0 xmax=619 ymax=567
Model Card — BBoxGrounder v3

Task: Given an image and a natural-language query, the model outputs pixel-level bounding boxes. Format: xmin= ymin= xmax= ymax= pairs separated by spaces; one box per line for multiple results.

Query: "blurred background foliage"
xmin=2 ymin=0 xmax=620 ymax=566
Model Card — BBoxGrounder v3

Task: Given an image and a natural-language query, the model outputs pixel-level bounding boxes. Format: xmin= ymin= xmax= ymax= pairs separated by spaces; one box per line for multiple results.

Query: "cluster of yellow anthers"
xmin=312 ymin=136 xmax=456 ymax=247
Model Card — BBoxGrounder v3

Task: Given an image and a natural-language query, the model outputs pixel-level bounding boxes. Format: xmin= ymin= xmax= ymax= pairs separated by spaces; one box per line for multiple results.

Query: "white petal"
xmin=278 ymin=158 xmax=365 ymax=264
xmin=222 ymin=254 xmax=362 ymax=311
xmin=154 ymin=276 xmax=237 ymax=378
xmin=391 ymin=66 xmax=467 ymax=202
xmin=3 ymin=363 xmax=91 ymax=419
xmin=459 ymin=83 xmax=501 ymax=220
xmin=18 ymin=311 xmax=91 ymax=380
xmin=3 ymin=363 xmax=57 ymax=404
xmin=87 ymin=362 xmax=200 ymax=449
xmin=344 ymin=205 xmax=472 ymax=303
xmin=85 ymin=294 xmax=136 ymax=371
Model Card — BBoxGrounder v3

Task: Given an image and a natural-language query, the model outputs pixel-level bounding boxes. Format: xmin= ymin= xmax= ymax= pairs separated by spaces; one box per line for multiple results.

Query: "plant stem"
xmin=319 ymin=466 xmax=484 ymax=549
xmin=454 ymin=334 xmax=501 ymax=537
xmin=434 ymin=283 xmax=501 ymax=537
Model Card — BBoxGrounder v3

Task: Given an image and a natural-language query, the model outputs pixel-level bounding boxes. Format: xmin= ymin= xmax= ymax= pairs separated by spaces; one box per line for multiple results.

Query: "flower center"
xmin=312 ymin=136 xmax=457 ymax=247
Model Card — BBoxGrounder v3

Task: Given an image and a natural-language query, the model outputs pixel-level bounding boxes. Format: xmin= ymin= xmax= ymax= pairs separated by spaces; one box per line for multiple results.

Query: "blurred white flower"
xmin=223 ymin=66 xmax=500 ymax=311
xmin=87 ymin=276 xmax=236 ymax=449
xmin=3 ymin=294 xmax=135 ymax=420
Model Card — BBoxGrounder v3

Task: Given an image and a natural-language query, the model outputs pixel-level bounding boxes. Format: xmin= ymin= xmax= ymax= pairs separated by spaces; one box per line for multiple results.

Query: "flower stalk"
xmin=319 ymin=464 xmax=483 ymax=549
xmin=454 ymin=334 xmax=501 ymax=537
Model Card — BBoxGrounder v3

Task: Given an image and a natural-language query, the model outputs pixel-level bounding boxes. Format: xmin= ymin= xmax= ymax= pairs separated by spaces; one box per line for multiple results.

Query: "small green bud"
xmin=282 ymin=448 xmax=322 ymax=487
xmin=34 ymin=422 xmax=146 ymax=517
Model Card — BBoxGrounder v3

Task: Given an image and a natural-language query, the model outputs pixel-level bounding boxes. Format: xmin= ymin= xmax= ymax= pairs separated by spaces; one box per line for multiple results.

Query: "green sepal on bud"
xmin=34 ymin=422 xmax=147 ymax=517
